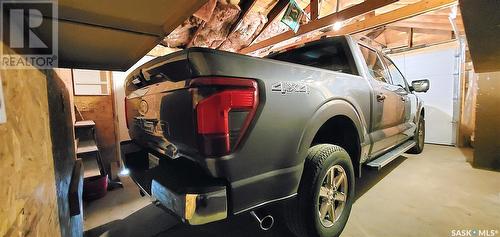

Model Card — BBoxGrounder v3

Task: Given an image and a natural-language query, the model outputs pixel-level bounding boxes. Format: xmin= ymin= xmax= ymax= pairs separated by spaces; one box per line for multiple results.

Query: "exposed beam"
xmin=267 ymin=0 xmax=458 ymax=54
xmin=388 ymin=26 xmax=452 ymax=35
xmin=364 ymin=0 xmax=376 ymax=20
xmin=323 ymin=0 xmax=457 ymax=36
xmin=228 ymin=0 xmax=258 ymax=34
xmin=389 ymin=21 xmax=459 ymax=31
xmin=248 ymin=0 xmax=289 ymax=45
xmin=408 ymin=27 xmax=414 ymax=47
xmin=366 ymin=27 xmax=386 ymax=39
xmin=408 ymin=14 xmax=463 ymax=24
xmin=311 ymin=0 xmax=319 ymax=20
xmin=240 ymin=0 xmax=397 ymax=54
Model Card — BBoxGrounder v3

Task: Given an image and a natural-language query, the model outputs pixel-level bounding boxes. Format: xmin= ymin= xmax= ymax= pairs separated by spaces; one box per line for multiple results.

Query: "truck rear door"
xmin=358 ymin=44 xmax=407 ymax=156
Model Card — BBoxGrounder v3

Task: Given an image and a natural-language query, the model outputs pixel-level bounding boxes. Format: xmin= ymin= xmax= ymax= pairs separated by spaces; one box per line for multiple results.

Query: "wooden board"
xmin=0 ymin=42 xmax=61 ymax=237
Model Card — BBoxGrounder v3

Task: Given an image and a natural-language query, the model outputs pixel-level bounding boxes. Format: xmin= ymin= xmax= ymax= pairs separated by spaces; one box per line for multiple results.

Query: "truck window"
xmin=358 ymin=45 xmax=389 ymax=83
xmin=268 ymin=38 xmax=358 ymax=75
xmin=383 ymin=56 xmax=408 ymax=90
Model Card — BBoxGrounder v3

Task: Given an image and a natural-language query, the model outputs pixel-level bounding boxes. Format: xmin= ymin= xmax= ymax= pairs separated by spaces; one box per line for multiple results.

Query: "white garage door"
xmin=389 ymin=42 xmax=460 ymax=145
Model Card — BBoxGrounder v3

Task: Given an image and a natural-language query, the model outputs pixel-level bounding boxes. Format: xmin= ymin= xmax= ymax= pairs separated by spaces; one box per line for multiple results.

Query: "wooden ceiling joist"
xmin=408 ymin=27 xmax=414 ymax=47
xmin=388 ymin=26 xmax=452 ymax=35
xmin=310 ymin=0 xmax=319 ymax=20
xmin=267 ymin=0 xmax=457 ymax=54
xmin=407 ymin=14 xmax=461 ymax=24
xmin=322 ymin=0 xmax=458 ymax=36
xmin=366 ymin=27 xmax=386 ymax=39
xmin=389 ymin=21 xmax=460 ymax=31
xmin=240 ymin=0 xmax=398 ymax=54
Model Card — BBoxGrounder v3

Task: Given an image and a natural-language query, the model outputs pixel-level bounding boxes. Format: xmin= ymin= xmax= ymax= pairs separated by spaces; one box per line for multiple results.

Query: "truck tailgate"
xmin=125 ymin=48 xmax=260 ymax=160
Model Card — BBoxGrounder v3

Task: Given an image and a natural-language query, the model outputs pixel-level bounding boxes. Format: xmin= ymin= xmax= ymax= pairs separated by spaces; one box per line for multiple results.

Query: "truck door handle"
xmin=376 ymin=94 xmax=386 ymax=102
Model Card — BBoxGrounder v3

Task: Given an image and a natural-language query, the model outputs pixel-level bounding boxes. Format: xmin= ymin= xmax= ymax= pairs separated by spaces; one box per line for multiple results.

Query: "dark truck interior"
xmin=267 ymin=37 xmax=359 ymax=75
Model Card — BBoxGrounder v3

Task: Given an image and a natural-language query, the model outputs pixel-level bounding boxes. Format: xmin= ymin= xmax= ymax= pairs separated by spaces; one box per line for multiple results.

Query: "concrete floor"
xmin=84 ymin=144 xmax=500 ymax=237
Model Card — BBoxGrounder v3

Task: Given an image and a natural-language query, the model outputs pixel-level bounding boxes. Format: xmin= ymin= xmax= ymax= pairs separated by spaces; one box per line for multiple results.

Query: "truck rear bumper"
xmin=121 ymin=141 xmax=227 ymax=225
xmin=151 ymin=179 xmax=227 ymax=225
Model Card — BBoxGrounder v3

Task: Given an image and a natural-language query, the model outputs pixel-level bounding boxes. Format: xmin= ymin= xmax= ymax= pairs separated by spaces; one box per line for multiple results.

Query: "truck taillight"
xmin=190 ymin=77 xmax=259 ymax=157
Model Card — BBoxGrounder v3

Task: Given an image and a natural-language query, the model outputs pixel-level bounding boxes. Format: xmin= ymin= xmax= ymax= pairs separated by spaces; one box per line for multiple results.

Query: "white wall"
xmin=389 ymin=42 xmax=460 ymax=145
xmin=112 ymin=56 xmax=155 ymax=142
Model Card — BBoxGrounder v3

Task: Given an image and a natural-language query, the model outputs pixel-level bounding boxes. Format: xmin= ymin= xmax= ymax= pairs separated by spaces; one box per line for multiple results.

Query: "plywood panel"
xmin=473 ymin=71 xmax=500 ymax=170
xmin=0 ymin=43 xmax=61 ymax=237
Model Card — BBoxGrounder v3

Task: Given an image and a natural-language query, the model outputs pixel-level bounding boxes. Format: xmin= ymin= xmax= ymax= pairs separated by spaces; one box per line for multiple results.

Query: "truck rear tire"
xmin=285 ymin=144 xmax=355 ymax=237
xmin=407 ymin=118 xmax=425 ymax=154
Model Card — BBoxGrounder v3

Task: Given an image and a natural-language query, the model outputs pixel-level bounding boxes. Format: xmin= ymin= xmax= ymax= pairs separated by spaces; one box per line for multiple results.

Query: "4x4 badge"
xmin=272 ymin=81 xmax=310 ymax=95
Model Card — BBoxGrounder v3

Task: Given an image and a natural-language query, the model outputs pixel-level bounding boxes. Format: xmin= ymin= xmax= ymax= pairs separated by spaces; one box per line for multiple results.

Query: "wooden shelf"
xmin=82 ymin=158 xmax=101 ymax=178
xmin=75 ymin=120 xmax=96 ymax=128
xmin=76 ymin=140 xmax=98 ymax=154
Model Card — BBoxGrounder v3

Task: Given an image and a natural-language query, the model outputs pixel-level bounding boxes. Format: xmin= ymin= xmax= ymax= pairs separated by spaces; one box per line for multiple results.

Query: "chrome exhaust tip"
xmin=250 ymin=211 xmax=274 ymax=231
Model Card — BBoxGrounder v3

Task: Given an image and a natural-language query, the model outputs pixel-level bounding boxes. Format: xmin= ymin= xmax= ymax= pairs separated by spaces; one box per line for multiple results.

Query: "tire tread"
xmin=285 ymin=144 xmax=350 ymax=237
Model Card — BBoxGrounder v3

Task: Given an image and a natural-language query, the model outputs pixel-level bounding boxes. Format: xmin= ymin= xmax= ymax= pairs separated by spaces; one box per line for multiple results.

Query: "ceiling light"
xmin=333 ymin=21 xmax=343 ymax=31
xmin=449 ymin=5 xmax=457 ymax=19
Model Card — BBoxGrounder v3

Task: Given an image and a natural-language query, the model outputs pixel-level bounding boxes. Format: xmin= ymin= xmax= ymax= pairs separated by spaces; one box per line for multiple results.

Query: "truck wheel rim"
xmin=318 ymin=165 xmax=348 ymax=228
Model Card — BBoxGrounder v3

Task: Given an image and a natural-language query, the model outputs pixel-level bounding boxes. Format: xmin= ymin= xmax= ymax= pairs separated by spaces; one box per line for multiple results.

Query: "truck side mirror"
xmin=410 ymin=79 xmax=430 ymax=93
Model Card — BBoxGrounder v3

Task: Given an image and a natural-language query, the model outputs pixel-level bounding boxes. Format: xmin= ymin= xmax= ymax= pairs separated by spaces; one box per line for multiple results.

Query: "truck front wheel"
xmin=407 ymin=118 xmax=425 ymax=154
xmin=285 ymin=144 xmax=355 ymax=237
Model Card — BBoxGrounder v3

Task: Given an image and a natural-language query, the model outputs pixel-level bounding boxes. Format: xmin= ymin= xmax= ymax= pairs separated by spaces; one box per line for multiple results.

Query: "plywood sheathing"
xmin=473 ymin=72 xmax=500 ymax=170
xmin=0 ymin=43 xmax=61 ymax=237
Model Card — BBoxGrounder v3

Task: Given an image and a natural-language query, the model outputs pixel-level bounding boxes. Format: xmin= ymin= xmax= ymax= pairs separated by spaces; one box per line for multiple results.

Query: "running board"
xmin=366 ymin=140 xmax=416 ymax=169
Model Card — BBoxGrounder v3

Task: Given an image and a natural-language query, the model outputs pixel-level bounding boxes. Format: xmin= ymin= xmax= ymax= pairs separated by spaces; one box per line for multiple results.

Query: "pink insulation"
xmin=218 ymin=12 xmax=268 ymax=52
xmin=193 ymin=0 xmax=217 ymax=22
xmin=253 ymin=20 xmax=289 ymax=44
xmin=190 ymin=1 xmax=241 ymax=48
xmin=163 ymin=0 xmax=274 ymax=53
xmin=162 ymin=16 xmax=203 ymax=48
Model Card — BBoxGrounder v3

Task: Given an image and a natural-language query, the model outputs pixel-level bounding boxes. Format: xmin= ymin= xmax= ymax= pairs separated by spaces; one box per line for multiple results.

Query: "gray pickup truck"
xmin=123 ymin=35 xmax=429 ymax=237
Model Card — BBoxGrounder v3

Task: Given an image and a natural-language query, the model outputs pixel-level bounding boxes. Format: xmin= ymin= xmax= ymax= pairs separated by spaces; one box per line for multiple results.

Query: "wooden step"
xmin=76 ymin=140 xmax=99 ymax=154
